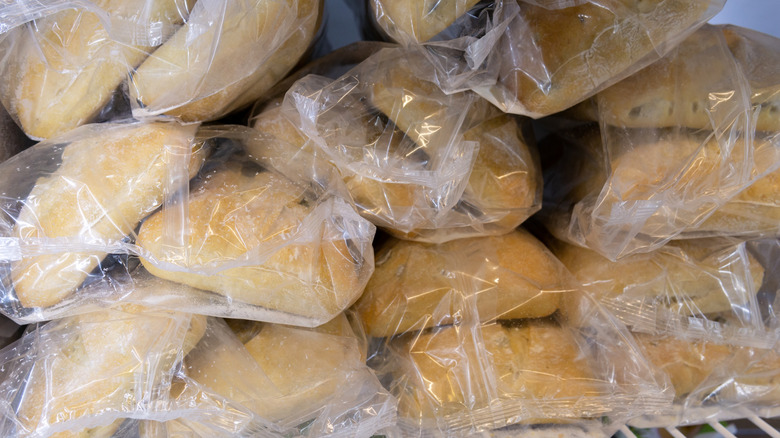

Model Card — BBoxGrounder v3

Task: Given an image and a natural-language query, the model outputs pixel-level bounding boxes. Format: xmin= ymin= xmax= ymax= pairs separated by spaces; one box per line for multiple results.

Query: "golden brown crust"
xmin=634 ymin=334 xmax=732 ymax=398
xmin=556 ymin=240 xmax=765 ymax=317
xmin=373 ymin=0 xmax=481 ymax=43
xmin=17 ymin=306 xmax=206 ymax=437
xmin=131 ymin=0 xmax=321 ymax=122
xmin=137 ymin=163 xmax=365 ymax=322
xmin=356 ymin=229 xmax=563 ymax=338
xmin=506 ymin=0 xmax=711 ymax=116
xmin=570 ymin=25 xmax=780 ymax=131
xmin=11 ymin=122 xmax=203 ymax=308
xmin=185 ymin=315 xmax=362 ymax=422
xmin=395 ymin=322 xmax=600 ymax=421
xmin=0 ymin=1 xmax=192 ymax=139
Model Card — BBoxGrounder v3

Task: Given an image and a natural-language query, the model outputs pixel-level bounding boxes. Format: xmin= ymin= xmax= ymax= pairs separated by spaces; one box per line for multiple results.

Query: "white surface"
xmin=710 ymin=0 xmax=780 ymax=37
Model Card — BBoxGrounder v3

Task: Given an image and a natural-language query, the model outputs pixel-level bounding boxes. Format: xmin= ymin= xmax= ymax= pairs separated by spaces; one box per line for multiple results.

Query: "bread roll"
xmin=183 ymin=315 xmax=365 ymax=423
xmin=11 ymin=122 xmax=204 ymax=309
xmin=131 ymin=0 xmax=321 ymax=122
xmin=355 ymin=229 xmax=563 ymax=338
xmin=137 ymin=162 xmax=370 ymax=323
xmin=16 ymin=305 xmax=207 ymax=438
xmin=633 ymin=334 xmax=732 ymax=398
xmin=555 ymin=240 xmax=765 ymax=318
xmin=570 ymin=25 xmax=780 ymax=131
xmin=372 ymin=0 xmax=481 ymax=43
xmin=394 ymin=321 xmax=602 ymax=425
xmin=0 ymin=0 xmax=193 ymax=139
xmin=502 ymin=0 xmax=713 ymax=116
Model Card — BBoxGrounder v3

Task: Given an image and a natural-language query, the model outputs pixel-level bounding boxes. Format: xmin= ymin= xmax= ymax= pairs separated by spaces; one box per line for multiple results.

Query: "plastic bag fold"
xmin=0 ymin=122 xmax=375 ymax=326
xmin=250 ymin=46 xmax=542 ymax=243
xmin=355 ymin=229 xmax=672 ymax=436
xmin=0 ymin=0 xmax=322 ymax=139
xmin=540 ymin=25 xmax=780 ymax=260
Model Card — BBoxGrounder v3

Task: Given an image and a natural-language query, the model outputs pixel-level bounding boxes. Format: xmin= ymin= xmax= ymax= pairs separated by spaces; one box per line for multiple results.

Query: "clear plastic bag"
xmin=0 ymin=304 xmax=208 ymax=437
xmin=250 ymin=46 xmax=542 ymax=243
xmin=355 ymin=228 xmax=672 ymax=436
xmin=0 ymin=122 xmax=375 ymax=326
xmin=0 ymin=0 xmax=322 ymax=140
xmin=138 ymin=315 xmax=397 ymax=437
xmin=540 ymin=25 xmax=780 ymax=260
xmin=369 ymin=0 xmax=489 ymax=44
xmin=553 ymin=237 xmax=778 ymax=348
xmin=417 ymin=0 xmax=724 ymax=118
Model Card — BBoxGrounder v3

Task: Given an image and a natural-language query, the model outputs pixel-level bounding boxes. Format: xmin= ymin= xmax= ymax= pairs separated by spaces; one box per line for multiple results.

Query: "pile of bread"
xmin=0 ymin=0 xmax=778 ymax=436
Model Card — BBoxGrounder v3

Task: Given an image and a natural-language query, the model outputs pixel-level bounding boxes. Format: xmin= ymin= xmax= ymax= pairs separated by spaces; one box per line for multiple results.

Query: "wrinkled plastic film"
xmin=541 ymin=25 xmax=780 ymax=260
xmin=555 ymin=237 xmax=779 ymax=349
xmin=250 ymin=46 xmax=542 ymax=243
xmin=354 ymin=229 xmax=672 ymax=436
xmin=0 ymin=122 xmax=375 ymax=326
xmin=0 ymin=0 xmax=323 ymax=140
xmin=0 ymin=304 xmax=207 ymax=438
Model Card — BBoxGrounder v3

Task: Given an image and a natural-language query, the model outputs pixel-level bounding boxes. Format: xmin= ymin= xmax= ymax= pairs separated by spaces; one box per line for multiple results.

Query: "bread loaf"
xmin=137 ymin=162 xmax=370 ymax=323
xmin=355 ymin=229 xmax=563 ymax=337
xmin=11 ymin=122 xmax=204 ymax=308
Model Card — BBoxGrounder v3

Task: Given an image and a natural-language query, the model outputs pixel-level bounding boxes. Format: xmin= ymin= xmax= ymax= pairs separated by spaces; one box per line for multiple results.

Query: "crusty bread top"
xmin=11 ymin=122 xmax=202 ymax=309
xmin=394 ymin=321 xmax=601 ymax=421
xmin=373 ymin=0 xmax=481 ymax=43
xmin=504 ymin=0 xmax=712 ymax=116
xmin=556 ymin=239 xmax=765 ymax=317
xmin=356 ymin=229 xmax=564 ymax=337
xmin=569 ymin=24 xmax=780 ymax=131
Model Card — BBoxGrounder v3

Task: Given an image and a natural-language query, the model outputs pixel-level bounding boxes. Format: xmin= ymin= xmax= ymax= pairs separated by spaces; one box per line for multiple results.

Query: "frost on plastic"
xmin=541 ymin=25 xmax=780 ymax=260
xmin=250 ymin=47 xmax=542 ymax=243
xmin=354 ymin=228 xmax=672 ymax=436
xmin=0 ymin=122 xmax=375 ymax=326
xmin=0 ymin=0 xmax=322 ymax=140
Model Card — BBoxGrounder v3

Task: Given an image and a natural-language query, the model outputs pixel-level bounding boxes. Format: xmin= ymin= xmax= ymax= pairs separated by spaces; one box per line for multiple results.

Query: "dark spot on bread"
xmin=629 ymin=106 xmax=642 ymax=118
xmin=692 ymin=101 xmax=699 ymax=113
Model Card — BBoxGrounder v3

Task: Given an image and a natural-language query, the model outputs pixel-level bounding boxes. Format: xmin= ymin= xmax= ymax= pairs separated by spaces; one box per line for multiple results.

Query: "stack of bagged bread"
xmin=0 ymin=0 xmax=778 ymax=436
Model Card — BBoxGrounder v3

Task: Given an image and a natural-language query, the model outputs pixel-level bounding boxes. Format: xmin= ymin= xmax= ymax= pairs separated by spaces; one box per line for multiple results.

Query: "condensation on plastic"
xmin=136 ymin=315 xmax=397 ymax=438
xmin=249 ymin=46 xmax=542 ymax=243
xmin=554 ymin=237 xmax=779 ymax=349
xmin=0 ymin=0 xmax=322 ymax=140
xmin=0 ymin=304 xmax=208 ymax=438
xmin=540 ymin=26 xmax=780 ymax=261
xmin=0 ymin=121 xmax=375 ymax=326
xmin=355 ymin=228 xmax=672 ymax=436
xmin=403 ymin=0 xmax=725 ymax=119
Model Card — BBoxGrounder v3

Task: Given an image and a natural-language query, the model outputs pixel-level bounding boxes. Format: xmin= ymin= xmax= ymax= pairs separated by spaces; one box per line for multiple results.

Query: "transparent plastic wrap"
xmin=555 ymin=237 xmax=779 ymax=347
xmin=250 ymin=46 xmax=542 ymax=243
xmin=540 ymin=24 xmax=780 ymax=260
xmin=0 ymin=304 xmax=208 ymax=438
xmin=0 ymin=0 xmax=322 ymax=140
xmin=430 ymin=0 xmax=725 ymax=118
xmin=627 ymin=333 xmax=780 ymax=427
xmin=138 ymin=314 xmax=397 ymax=437
xmin=354 ymin=228 xmax=672 ymax=436
xmin=369 ymin=0 xmax=488 ymax=44
xmin=0 ymin=122 xmax=375 ymax=326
